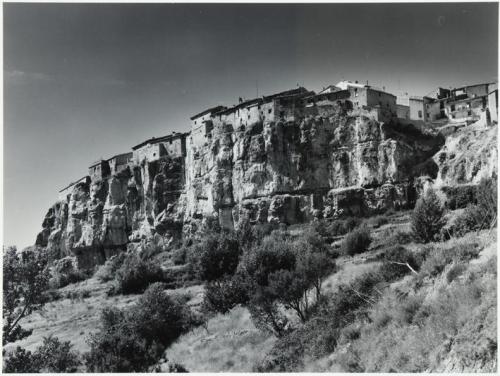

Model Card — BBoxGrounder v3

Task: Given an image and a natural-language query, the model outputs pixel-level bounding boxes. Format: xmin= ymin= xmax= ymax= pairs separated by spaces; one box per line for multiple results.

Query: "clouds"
xmin=5 ymin=69 xmax=52 ymax=84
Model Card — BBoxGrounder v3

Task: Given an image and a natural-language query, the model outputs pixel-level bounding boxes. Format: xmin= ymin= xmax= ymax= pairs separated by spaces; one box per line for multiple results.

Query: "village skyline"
xmin=4 ymin=2 xmax=498 ymax=248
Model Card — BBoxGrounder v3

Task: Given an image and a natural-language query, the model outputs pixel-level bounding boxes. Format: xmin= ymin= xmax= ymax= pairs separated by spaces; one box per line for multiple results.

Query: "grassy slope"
xmin=308 ymin=230 xmax=497 ymax=372
xmin=3 ymin=277 xmax=204 ymax=355
xmin=163 ymin=306 xmax=276 ymax=372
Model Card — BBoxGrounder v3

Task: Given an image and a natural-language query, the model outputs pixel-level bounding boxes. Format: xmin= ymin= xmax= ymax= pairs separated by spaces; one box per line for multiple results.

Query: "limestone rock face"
xmin=37 ymin=104 xmax=447 ymax=269
xmin=433 ymin=123 xmax=497 ymax=187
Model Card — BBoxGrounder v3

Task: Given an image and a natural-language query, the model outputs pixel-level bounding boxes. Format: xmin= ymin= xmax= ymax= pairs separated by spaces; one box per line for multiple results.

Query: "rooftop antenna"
xmin=256 ymin=79 xmax=258 ymax=97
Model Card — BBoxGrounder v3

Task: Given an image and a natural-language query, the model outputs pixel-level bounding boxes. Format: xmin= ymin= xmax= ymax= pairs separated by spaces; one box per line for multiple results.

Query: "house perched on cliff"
xmin=443 ymin=83 xmax=492 ymax=123
xmin=132 ymin=132 xmax=188 ymax=163
xmin=107 ymin=152 xmax=133 ymax=174
xmin=89 ymin=159 xmax=111 ymax=181
xmin=308 ymin=80 xmax=397 ymax=121
xmin=487 ymin=83 xmax=498 ymax=124
xmin=190 ymin=105 xmax=226 ymax=148
xmin=58 ymin=176 xmax=90 ymax=201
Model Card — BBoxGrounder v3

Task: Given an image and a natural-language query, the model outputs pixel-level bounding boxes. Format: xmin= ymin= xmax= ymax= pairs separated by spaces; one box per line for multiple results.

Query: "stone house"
xmin=396 ymin=104 xmax=410 ymax=119
xmin=89 ymin=159 xmax=111 ymax=181
xmin=58 ymin=176 xmax=90 ymax=201
xmin=487 ymin=83 xmax=498 ymax=124
xmin=132 ymin=132 xmax=188 ymax=163
xmin=190 ymin=105 xmax=226 ymax=148
xmin=107 ymin=152 xmax=133 ymax=174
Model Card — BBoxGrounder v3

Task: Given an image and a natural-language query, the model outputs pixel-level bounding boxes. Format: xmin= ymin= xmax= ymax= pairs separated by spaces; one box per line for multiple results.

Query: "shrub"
xmin=95 ymin=252 xmax=126 ymax=282
xmin=366 ymin=215 xmax=389 ymax=228
xmin=33 ymin=336 xmax=81 ymax=372
xmin=442 ymin=185 xmax=477 ymax=210
xmin=202 ymin=273 xmax=250 ymax=314
xmin=446 ymin=263 xmax=467 ymax=283
xmin=476 ymin=176 xmax=497 ymax=227
xmin=341 ymin=226 xmax=372 ymax=256
xmin=379 ymin=246 xmax=420 ymax=282
xmin=85 ymin=283 xmax=197 ymax=372
xmin=411 ymin=188 xmax=446 ymax=243
xmin=3 ymin=336 xmax=80 ymax=373
xmin=3 ymin=246 xmax=50 ymax=345
xmin=196 ymin=232 xmax=241 ymax=281
xmin=388 ymin=230 xmax=413 ymax=245
xmin=315 ymin=217 xmax=362 ymax=238
xmin=172 ymin=246 xmax=188 ymax=265
xmin=419 ymin=242 xmax=480 ymax=278
xmin=49 ymin=256 xmax=89 ymax=288
xmin=3 ymin=347 xmax=40 ymax=373
xmin=115 ymin=254 xmax=165 ymax=294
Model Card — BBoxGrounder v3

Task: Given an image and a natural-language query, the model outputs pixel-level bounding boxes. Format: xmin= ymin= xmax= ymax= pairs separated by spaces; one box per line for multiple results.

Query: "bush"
xmin=442 ymin=185 xmax=477 ymax=210
xmin=115 ymin=254 xmax=165 ymax=294
xmin=411 ymin=188 xmax=446 ymax=243
xmin=95 ymin=252 xmax=126 ymax=282
xmin=315 ymin=217 xmax=362 ymax=238
xmin=366 ymin=215 xmax=389 ymax=229
xmin=476 ymin=176 xmax=497 ymax=227
xmin=202 ymin=273 xmax=250 ymax=314
xmin=341 ymin=226 xmax=372 ymax=256
xmin=172 ymin=246 xmax=188 ymax=266
xmin=49 ymin=256 xmax=90 ymax=289
xmin=196 ymin=232 xmax=241 ymax=281
xmin=419 ymin=242 xmax=480 ymax=278
xmin=85 ymin=283 xmax=198 ymax=372
xmin=378 ymin=246 xmax=420 ymax=282
xmin=3 ymin=336 xmax=80 ymax=373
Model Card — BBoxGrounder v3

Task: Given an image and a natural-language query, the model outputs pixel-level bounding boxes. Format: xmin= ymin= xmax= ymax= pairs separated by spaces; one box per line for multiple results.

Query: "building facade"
xmin=190 ymin=105 xmax=226 ymax=148
xmin=89 ymin=159 xmax=111 ymax=181
xmin=108 ymin=152 xmax=133 ymax=174
xmin=132 ymin=132 xmax=188 ymax=164
xmin=58 ymin=176 xmax=90 ymax=201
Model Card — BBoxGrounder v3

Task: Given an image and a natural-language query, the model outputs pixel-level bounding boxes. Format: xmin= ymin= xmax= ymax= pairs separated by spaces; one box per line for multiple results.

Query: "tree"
xmin=85 ymin=283 xmax=198 ymax=372
xmin=3 ymin=246 xmax=50 ymax=344
xmin=411 ymin=188 xmax=446 ymax=243
xmin=196 ymin=232 xmax=240 ymax=282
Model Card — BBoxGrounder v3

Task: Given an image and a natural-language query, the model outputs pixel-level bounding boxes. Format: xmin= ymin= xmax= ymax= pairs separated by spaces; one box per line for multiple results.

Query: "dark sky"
xmin=3 ymin=3 xmax=498 ymax=248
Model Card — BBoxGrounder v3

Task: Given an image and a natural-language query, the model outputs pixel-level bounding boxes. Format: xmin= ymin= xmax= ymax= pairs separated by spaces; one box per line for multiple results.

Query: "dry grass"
xmin=165 ymin=306 xmax=276 ymax=372
xmin=3 ymin=276 xmax=204 ymax=355
xmin=324 ymin=230 xmax=497 ymax=373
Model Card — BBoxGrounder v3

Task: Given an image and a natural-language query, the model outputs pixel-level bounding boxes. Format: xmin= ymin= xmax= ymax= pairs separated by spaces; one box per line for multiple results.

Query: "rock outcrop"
xmin=433 ymin=122 xmax=497 ymax=187
xmin=37 ymin=102 xmax=447 ymax=269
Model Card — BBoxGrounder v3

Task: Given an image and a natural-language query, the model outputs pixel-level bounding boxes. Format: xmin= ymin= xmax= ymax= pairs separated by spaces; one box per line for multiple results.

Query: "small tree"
xmin=85 ymin=283 xmax=197 ymax=372
xmin=3 ymin=246 xmax=50 ymax=345
xmin=341 ymin=226 xmax=372 ymax=256
xmin=411 ymin=188 xmax=446 ymax=243
xmin=196 ymin=232 xmax=240 ymax=282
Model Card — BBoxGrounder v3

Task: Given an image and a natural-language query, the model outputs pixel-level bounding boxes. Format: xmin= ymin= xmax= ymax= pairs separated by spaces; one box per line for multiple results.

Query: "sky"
xmin=3 ymin=2 xmax=498 ymax=249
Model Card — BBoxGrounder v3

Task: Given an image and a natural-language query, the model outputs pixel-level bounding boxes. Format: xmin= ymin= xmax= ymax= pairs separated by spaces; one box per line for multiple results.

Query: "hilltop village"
xmin=58 ymin=79 xmax=499 ymax=199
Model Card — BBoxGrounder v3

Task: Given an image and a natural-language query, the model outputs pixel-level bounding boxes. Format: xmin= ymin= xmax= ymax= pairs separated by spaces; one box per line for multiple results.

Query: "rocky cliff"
xmin=433 ymin=122 xmax=497 ymax=187
xmin=37 ymin=102 xmax=450 ymax=269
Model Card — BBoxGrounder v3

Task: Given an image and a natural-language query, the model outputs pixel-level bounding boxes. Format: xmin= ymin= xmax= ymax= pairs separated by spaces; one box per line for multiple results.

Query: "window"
xmin=418 ymin=110 xmax=422 ymax=118
xmin=268 ymin=109 xmax=272 ymax=114
xmin=194 ymin=120 xmax=197 ymax=125
xmin=354 ymin=88 xmax=359 ymax=97
xmin=248 ymin=114 xmax=251 ymax=119
xmin=451 ymin=104 xmax=455 ymax=111
xmin=153 ymin=153 xmax=156 ymax=157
